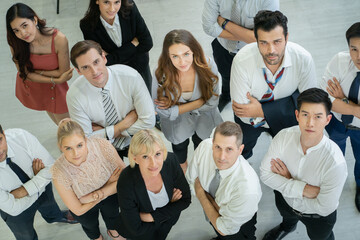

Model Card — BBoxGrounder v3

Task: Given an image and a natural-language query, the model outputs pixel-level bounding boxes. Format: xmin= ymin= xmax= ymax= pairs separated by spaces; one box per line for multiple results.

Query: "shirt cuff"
xmin=23 ymin=181 xmax=37 ymax=197
xmin=121 ymin=129 xmax=131 ymax=137
xmin=105 ymin=126 xmax=115 ymax=141
xmin=169 ymin=105 xmax=180 ymax=121
xmin=291 ymin=180 xmax=307 ymax=199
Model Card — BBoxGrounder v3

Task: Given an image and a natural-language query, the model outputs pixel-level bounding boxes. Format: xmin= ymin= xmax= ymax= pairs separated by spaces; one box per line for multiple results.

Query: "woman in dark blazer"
xmin=116 ymin=129 xmax=191 ymax=240
xmin=80 ymin=0 xmax=153 ymax=92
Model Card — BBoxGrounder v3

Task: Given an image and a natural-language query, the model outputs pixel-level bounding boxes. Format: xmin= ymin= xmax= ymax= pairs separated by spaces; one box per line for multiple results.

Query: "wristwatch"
xmin=342 ymin=97 xmax=349 ymax=104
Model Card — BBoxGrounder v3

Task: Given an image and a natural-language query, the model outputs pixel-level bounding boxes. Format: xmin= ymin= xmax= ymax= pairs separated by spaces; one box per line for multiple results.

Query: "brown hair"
xmin=70 ymin=40 xmax=103 ymax=68
xmin=213 ymin=121 xmax=243 ymax=147
xmin=155 ymin=29 xmax=218 ymax=108
xmin=57 ymin=119 xmax=85 ymax=148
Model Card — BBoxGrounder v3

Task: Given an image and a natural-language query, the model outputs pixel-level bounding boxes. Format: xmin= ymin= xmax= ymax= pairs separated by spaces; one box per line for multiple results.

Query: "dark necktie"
xmin=6 ymin=157 xmax=30 ymax=183
xmin=208 ymin=169 xmax=221 ymax=198
xmin=342 ymin=72 xmax=360 ymax=125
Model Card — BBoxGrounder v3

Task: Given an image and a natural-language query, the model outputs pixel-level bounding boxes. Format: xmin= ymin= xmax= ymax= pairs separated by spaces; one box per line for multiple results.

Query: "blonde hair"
xmin=128 ymin=129 xmax=168 ymax=168
xmin=57 ymin=119 xmax=85 ymax=148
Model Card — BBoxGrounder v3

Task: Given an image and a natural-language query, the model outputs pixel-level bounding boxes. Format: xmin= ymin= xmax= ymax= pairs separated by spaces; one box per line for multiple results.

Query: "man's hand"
xmin=10 ymin=186 xmax=28 ymax=199
xmin=270 ymin=158 xmax=292 ymax=179
xmin=303 ymin=184 xmax=320 ymax=199
xmin=131 ymin=37 xmax=139 ymax=47
xmin=32 ymin=158 xmax=44 ymax=175
xmin=171 ymin=188 xmax=182 ymax=202
xmin=327 ymin=77 xmax=345 ymax=99
xmin=194 ymin=177 xmax=206 ymax=199
xmin=232 ymin=92 xmax=264 ymax=118
xmin=91 ymin=123 xmax=104 ymax=132
xmin=217 ymin=15 xmax=226 ymax=27
xmin=140 ymin=212 xmax=154 ymax=222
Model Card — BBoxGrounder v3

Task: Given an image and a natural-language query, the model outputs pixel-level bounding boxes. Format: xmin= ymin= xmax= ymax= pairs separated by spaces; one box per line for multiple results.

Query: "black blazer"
xmin=80 ymin=0 xmax=153 ymax=73
xmin=116 ymin=153 xmax=191 ymax=240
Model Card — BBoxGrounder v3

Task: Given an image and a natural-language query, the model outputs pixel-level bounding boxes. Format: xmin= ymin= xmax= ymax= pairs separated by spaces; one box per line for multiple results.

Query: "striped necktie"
xmin=342 ymin=72 xmax=360 ymax=125
xmin=6 ymin=157 xmax=30 ymax=183
xmin=101 ymin=88 xmax=124 ymax=149
xmin=250 ymin=67 xmax=285 ymax=128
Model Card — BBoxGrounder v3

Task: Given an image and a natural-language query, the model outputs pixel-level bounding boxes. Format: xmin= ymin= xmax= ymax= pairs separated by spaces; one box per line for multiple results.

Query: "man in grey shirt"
xmin=202 ymin=0 xmax=279 ymax=111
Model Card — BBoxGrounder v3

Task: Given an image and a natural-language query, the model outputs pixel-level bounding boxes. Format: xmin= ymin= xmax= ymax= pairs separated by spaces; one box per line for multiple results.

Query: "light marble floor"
xmin=0 ymin=0 xmax=360 ymax=239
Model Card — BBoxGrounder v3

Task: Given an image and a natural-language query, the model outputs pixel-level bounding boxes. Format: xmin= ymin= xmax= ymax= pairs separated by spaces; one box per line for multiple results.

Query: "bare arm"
xmin=113 ymin=110 xmax=138 ymax=138
xmin=217 ymin=16 xmax=256 ymax=43
xmin=155 ymin=98 xmax=205 ymax=115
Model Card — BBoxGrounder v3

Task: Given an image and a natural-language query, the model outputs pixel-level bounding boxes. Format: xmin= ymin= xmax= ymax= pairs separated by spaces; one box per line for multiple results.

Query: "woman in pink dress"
xmin=6 ymin=3 xmax=73 ymax=125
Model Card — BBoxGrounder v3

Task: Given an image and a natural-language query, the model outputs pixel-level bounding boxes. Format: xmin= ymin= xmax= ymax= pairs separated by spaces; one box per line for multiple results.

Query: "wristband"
xmin=222 ymin=19 xmax=230 ymax=30
xmin=40 ymin=70 xmax=44 ymax=75
xmin=342 ymin=97 xmax=349 ymax=104
xmin=50 ymin=77 xmax=56 ymax=85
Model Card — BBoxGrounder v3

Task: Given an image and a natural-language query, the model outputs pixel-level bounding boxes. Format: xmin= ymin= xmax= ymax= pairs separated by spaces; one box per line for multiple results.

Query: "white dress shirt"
xmin=202 ymin=0 xmax=279 ymax=53
xmin=67 ymin=64 xmax=155 ymax=150
xmin=320 ymin=51 xmax=360 ymax=127
xmin=0 ymin=129 xmax=54 ymax=216
xmin=260 ymin=126 xmax=347 ymax=216
xmin=186 ymin=138 xmax=262 ymax=235
xmin=230 ymin=41 xmax=317 ymax=127
xmin=100 ymin=14 xmax=122 ymax=47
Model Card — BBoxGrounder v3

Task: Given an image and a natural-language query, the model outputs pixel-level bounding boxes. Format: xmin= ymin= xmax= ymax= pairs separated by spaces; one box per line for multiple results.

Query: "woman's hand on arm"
xmin=178 ymin=98 xmax=205 ymax=115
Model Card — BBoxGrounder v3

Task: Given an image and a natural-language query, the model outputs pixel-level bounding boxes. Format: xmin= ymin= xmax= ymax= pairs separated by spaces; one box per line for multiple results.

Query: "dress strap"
xmin=51 ymin=29 xmax=58 ymax=54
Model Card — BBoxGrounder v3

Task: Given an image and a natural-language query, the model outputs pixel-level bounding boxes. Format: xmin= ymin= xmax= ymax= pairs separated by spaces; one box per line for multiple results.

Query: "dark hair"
xmin=346 ymin=22 xmax=360 ymax=45
xmin=155 ymin=29 xmax=218 ymax=108
xmin=213 ymin=121 xmax=243 ymax=147
xmin=297 ymin=88 xmax=332 ymax=115
xmin=80 ymin=0 xmax=133 ymax=30
xmin=254 ymin=10 xmax=288 ymax=40
xmin=6 ymin=3 xmax=53 ymax=80
xmin=70 ymin=40 xmax=103 ymax=68
xmin=0 ymin=125 xmax=3 ymax=135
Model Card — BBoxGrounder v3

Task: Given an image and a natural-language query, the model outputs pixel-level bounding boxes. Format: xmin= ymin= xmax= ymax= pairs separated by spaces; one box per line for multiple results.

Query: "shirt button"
xmin=51 ymin=86 xmax=54 ymax=90
xmin=51 ymin=97 xmax=54 ymax=100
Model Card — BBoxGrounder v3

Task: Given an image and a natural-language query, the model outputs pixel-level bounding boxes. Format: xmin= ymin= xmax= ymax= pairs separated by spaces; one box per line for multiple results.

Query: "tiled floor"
xmin=0 ymin=0 xmax=360 ymax=239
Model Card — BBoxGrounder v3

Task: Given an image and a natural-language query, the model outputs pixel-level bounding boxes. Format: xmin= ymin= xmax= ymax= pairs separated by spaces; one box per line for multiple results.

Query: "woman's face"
xmin=60 ymin=134 xmax=88 ymax=166
xmin=134 ymin=144 xmax=164 ymax=179
xmin=168 ymin=43 xmax=194 ymax=73
xmin=96 ymin=0 xmax=121 ymax=24
xmin=10 ymin=17 xmax=38 ymax=43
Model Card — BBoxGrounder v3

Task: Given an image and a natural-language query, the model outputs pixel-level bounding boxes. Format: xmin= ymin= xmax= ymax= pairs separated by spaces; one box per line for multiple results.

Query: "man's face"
xmin=0 ymin=133 xmax=8 ymax=162
xmin=257 ymin=25 xmax=288 ymax=69
xmin=75 ymin=48 xmax=109 ymax=88
xmin=296 ymin=102 xmax=332 ymax=142
xmin=212 ymin=133 xmax=244 ymax=170
xmin=349 ymin=37 xmax=360 ymax=70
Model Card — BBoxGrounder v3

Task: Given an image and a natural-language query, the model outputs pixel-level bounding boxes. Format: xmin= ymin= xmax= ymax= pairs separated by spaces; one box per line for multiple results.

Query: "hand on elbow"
xmin=303 ymin=184 xmax=320 ymax=199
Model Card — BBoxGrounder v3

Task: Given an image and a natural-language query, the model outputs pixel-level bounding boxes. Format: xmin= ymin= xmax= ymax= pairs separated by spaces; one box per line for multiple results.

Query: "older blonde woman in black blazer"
xmin=80 ymin=0 xmax=153 ymax=92
xmin=116 ymin=129 xmax=191 ymax=240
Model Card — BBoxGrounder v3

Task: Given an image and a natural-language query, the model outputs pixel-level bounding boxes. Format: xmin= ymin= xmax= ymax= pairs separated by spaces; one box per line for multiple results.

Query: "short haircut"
xmin=57 ymin=119 xmax=85 ymax=148
xmin=254 ymin=10 xmax=288 ymax=40
xmin=213 ymin=121 xmax=243 ymax=148
xmin=297 ymin=88 xmax=332 ymax=115
xmin=128 ymin=129 xmax=168 ymax=168
xmin=0 ymin=124 xmax=3 ymax=135
xmin=346 ymin=22 xmax=360 ymax=45
xmin=70 ymin=40 xmax=103 ymax=68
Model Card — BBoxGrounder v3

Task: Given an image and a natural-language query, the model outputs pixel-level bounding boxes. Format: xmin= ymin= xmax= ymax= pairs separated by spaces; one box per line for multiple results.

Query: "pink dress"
xmin=15 ymin=29 xmax=69 ymax=114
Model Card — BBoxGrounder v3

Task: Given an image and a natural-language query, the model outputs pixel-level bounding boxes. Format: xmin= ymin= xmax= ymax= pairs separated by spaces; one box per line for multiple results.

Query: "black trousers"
xmin=211 ymin=213 xmax=257 ymax=240
xmin=274 ymin=190 xmax=336 ymax=240
xmin=70 ymin=194 xmax=120 ymax=239
xmin=171 ymin=133 xmax=203 ymax=164
xmin=211 ymin=38 xmax=235 ymax=102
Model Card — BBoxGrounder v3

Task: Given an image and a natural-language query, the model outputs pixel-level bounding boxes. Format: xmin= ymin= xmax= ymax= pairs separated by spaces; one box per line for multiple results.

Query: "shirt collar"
xmin=100 ymin=14 xmax=120 ymax=29
xmin=218 ymin=157 xmax=240 ymax=179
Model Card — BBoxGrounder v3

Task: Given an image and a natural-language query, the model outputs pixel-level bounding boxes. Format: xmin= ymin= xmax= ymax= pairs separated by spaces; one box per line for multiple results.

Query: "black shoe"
xmin=263 ymin=224 xmax=296 ymax=240
xmin=355 ymin=187 xmax=360 ymax=212
xmin=218 ymin=95 xmax=230 ymax=112
xmin=50 ymin=210 xmax=78 ymax=224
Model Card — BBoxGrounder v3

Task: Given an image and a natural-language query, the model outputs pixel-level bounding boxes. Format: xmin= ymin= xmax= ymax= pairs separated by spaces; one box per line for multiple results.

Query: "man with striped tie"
xmin=67 ymin=40 xmax=155 ymax=159
xmin=230 ymin=10 xmax=317 ymax=160
xmin=320 ymin=22 xmax=360 ymax=211
xmin=186 ymin=121 xmax=262 ymax=240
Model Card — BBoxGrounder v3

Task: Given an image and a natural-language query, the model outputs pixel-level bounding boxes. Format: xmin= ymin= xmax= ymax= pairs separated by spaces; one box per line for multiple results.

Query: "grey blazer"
xmin=152 ymin=58 xmax=223 ymax=144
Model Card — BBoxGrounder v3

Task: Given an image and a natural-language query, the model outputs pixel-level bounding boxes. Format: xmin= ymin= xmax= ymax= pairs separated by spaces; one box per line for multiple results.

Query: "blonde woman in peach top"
xmin=51 ymin=119 xmax=125 ymax=240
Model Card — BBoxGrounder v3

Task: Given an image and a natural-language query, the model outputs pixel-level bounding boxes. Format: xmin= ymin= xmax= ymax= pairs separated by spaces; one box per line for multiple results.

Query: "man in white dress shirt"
xmin=202 ymin=0 xmax=279 ymax=111
xmin=186 ymin=121 xmax=262 ymax=239
xmin=0 ymin=125 xmax=76 ymax=240
xmin=260 ymin=88 xmax=347 ymax=240
xmin=230 ymin=10 xmax=316 ymax=159
xmin=68 ymin=40 xmax=155 ymax=159
xmin=320 ymin=22 xmax=360 ymax=212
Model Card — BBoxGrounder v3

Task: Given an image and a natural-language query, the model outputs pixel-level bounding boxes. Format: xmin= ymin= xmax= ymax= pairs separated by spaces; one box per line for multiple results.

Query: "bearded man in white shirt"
xmin=67 ymin=40 xmax=155 ymax=159
xmin=260 ymin=88 xmax=347 ymax=240
xmin=230 ymin=10 xmax=316 ymax=159
xmin=320 ymin=22 xmax=360 ymax=212
xmin=186 ymin=121 xmax=262 ymax=240
xmin=0 ymin=125 xmax=77 ymax=240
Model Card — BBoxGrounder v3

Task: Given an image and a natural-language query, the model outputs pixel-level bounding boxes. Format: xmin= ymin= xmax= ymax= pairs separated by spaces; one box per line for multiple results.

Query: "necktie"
xmin=227 ymin=0 xmax=241 ymax=52
xmin=342 ymin=72 xmax=360 ymax=125
xmin=250 ymin=68 xmax=285 ymax=128
xmin=208 ymin=169 xmax=221 ymax=198
xmin=6 ymin=157 xmax=30 ymax=184
xmin=101 ymin=88 xmax=124 ymax=149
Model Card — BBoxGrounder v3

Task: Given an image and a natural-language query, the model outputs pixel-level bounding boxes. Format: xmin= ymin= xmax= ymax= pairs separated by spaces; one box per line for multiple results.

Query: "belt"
xmin=292 ymin=209 xmax=321 ymax=219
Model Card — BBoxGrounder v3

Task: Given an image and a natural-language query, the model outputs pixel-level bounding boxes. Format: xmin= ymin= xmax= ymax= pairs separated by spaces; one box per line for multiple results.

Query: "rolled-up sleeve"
xmin=202 ymin=0 xmax=223 ymax=38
